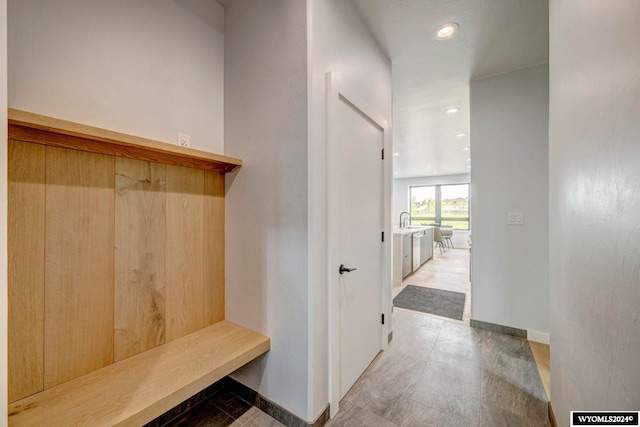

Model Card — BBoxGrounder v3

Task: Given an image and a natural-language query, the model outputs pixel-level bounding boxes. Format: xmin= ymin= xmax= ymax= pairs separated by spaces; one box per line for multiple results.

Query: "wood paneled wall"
xmin=8 ymin=140 xmax=225 ymax=403
xmin=8 ymin=141 xmax=45 ymax=402
xmin=114 ymin=158 xmax=167 ymax=362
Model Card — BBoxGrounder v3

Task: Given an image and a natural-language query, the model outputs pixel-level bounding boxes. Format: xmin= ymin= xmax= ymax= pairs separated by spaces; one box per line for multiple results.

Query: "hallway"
xmin=326 ymin=308 xmax=550 ymax=426
xmin=156 ymin=242 xmax=549 ymax=426
xmin=168 ymin=245 xmax=549 ymax=426
xmin=159 ymin=305 xmax=550 ymax=426
xmin=394 ymin=247 xmax=471 ymax=325
xmin=326 ymin=244 xmax=549 ymax=426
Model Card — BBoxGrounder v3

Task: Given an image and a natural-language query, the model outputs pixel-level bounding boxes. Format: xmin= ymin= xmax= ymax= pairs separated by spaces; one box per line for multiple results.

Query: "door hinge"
xmin=381 ymin=231 xmax=384 ymax=242
xmin=381 ymin=148 xmax=384 ymax=160
xmin=381 ymin=314 xmax=385 ymax=325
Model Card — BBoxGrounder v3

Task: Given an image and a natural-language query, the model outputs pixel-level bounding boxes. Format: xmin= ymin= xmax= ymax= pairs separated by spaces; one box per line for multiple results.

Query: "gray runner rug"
xmin=393 ymin=285 xmax=465 ymax=320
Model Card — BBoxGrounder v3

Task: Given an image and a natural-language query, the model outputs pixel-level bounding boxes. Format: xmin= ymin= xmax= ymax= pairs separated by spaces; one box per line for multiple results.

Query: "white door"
xmin=336 ymin=97 xmax=384 ymax=399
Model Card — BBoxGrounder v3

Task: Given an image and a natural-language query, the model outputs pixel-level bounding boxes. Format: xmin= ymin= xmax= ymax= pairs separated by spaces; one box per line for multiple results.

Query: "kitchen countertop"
xmin=393 ymin=225 xmax=434 ymax=235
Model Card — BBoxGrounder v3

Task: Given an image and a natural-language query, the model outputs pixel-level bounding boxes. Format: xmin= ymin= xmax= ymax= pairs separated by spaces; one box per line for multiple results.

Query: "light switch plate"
xmin=508 ymin=212 xmax=524 ymax=225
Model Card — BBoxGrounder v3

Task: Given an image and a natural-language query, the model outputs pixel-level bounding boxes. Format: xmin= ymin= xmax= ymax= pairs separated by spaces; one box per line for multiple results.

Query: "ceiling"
xmin=352 ymin=0 xmax=549 ymax=178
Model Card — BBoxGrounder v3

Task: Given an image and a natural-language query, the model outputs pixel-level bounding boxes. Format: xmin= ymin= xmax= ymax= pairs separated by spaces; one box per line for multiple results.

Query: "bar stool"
xmin=440 ymin=225 xmax=454 ymax=249
xmin=433 ymin=227 xmax=446 ymax=254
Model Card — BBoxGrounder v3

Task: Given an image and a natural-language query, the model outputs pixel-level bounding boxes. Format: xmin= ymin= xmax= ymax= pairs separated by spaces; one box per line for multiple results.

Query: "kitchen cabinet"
xmin=393 ymin=226 xmax=435 ymax=285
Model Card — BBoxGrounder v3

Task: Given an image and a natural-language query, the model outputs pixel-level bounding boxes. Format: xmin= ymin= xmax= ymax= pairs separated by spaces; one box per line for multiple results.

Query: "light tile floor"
xmin=395 ymin=248 xmax=472 ymax=325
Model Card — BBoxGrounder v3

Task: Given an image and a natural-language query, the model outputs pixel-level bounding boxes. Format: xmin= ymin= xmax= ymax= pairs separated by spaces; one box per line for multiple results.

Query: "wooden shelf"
xmin=8 ymin=109 xmax=242 ymax=173
xmin=8 ymin=321 xmax=270 ymax=426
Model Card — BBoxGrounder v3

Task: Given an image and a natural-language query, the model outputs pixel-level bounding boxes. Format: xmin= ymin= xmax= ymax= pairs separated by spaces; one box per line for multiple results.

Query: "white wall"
xmin=308 ymin=0 xmax=392 ymax=420
xmin=225 ymin=1 xmax=391 ymax=422
xmin=470 ymin=64 xmax=549 ymax=336
xmin=393 ymin=174 xmax=471 ymax=247
xmin=1 ymin=0 xmax=7 ymax=424
xmin=549 ymin=1 xmax=640 ymax=423
xmin=8 ymin=0 xmax=224 ymax=153
xmin=224 ymin=0 xmax=309 ymax=421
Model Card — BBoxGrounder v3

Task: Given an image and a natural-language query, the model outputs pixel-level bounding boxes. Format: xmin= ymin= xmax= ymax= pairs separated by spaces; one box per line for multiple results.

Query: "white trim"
xmin=305 ymin=1 xmax=314 ymax=422
xmin=326 ymin=71 xmax=391 ymax=418
xmin=528 ymin=330 xmax=550 ymax=345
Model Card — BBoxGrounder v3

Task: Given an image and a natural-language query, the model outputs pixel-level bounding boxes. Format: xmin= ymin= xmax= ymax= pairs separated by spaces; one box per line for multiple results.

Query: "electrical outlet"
xmin=177 ymin=133 xmax=191 ymax=148
xmin=508 ymin=212 xmax=524 ymax=225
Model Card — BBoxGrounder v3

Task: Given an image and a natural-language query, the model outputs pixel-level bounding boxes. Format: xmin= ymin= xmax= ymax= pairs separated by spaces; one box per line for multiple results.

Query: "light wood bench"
xmin=8 ymin=321 xmax=270 ymax=426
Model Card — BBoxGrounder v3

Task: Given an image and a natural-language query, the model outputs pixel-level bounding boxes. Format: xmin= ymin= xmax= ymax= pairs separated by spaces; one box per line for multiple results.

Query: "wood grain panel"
xmin=8 ymin=141 xmax=45 ymax=402
xmin=530 ymin=342 xmax=550 ymax=400
xmin=9 ymin=124 xmax=231 ymax=173
xmin=165 ymin=165 xmax=205 ymax=341
xmin=9 ymin=107 xmax=243 ymax=173
xmin=204 ymin=171 xmax=225 ymax=325
xmin=8 ymin=321 xmax=270 ymax=427
xmin=44 ymin=147 xmax=115 ymax=388
xmin=114 ymin=158 xmax=166 ymax=362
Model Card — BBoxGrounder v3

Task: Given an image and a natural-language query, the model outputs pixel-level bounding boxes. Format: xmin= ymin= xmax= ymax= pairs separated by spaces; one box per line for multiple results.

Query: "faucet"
xmin=399 ymin=211 xmax=411 ymax=228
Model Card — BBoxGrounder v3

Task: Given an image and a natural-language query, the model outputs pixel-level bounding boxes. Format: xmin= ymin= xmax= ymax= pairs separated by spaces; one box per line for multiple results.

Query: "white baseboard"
xmin=528 ymin=330 xmax=550 ymax=344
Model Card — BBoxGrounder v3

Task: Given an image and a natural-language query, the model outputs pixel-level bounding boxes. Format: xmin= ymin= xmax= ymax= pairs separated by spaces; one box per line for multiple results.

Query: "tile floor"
xmin=395 ymin=248 xmax=472 ymax=325
xmin=325 ymin=308 xmax=550 ymax=427
xmin=163 ymin=246 xmax=549 ymax=426
xmin=326 ymin=245 xmax=549 ymax=426
xmin=162 ymin=389 xmax=286 ymax=426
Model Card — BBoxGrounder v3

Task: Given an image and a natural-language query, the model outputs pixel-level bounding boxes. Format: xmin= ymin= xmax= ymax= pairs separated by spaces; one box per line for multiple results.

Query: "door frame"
xmin=326 ymin=71 xmax=392 ymax=416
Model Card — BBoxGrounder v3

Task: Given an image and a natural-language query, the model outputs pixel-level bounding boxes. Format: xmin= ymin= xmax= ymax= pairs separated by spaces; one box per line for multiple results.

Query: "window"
xmin=409 ymin=184 xmax=469 ymax=230
xmin=409 ymin=186 xmax=436 ymax=223
xmin=440 ymin=184 xmax=470 ymax=230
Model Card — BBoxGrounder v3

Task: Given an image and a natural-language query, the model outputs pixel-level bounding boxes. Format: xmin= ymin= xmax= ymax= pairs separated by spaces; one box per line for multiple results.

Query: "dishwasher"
xmin=412 ymin=231 xmax=422 ymax=271
xmin=402 ymin=234 xmax=412 ymax=278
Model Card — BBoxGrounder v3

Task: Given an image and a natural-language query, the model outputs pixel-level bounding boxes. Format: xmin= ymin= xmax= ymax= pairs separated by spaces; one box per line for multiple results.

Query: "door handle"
xmin=339 ymin=264 xmax=357 ymax=274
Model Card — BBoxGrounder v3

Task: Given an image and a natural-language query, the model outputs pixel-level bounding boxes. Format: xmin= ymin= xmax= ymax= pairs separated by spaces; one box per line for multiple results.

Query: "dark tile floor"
xmin=326 ymin=308 xmax=550 ymax=427
xmin=161 ymin=389 xmax=285 ymax=427
xmin=159 ymin=307 xmax=548 ymax=427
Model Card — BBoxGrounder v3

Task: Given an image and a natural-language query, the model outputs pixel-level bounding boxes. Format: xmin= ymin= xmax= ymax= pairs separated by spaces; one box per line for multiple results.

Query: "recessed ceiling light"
xmin=433 ymin=171 xmax=438 ymax=174
xmin=434 ymin=22 xmax=459 ymax=40
xmin=394 ymin=172 xmax=398 ymax=175
xmin=445 ymin=107 xmax=459 ymax=114
xmin=393 ymin=152 xmax=400 ymax=156
xmin=466 ymin=158 xmax=471 ymax=161
xmin=456 ymin=132 xmax=467 ymax=137
xmin=462 ymin=147 xmax=470 ymax=151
